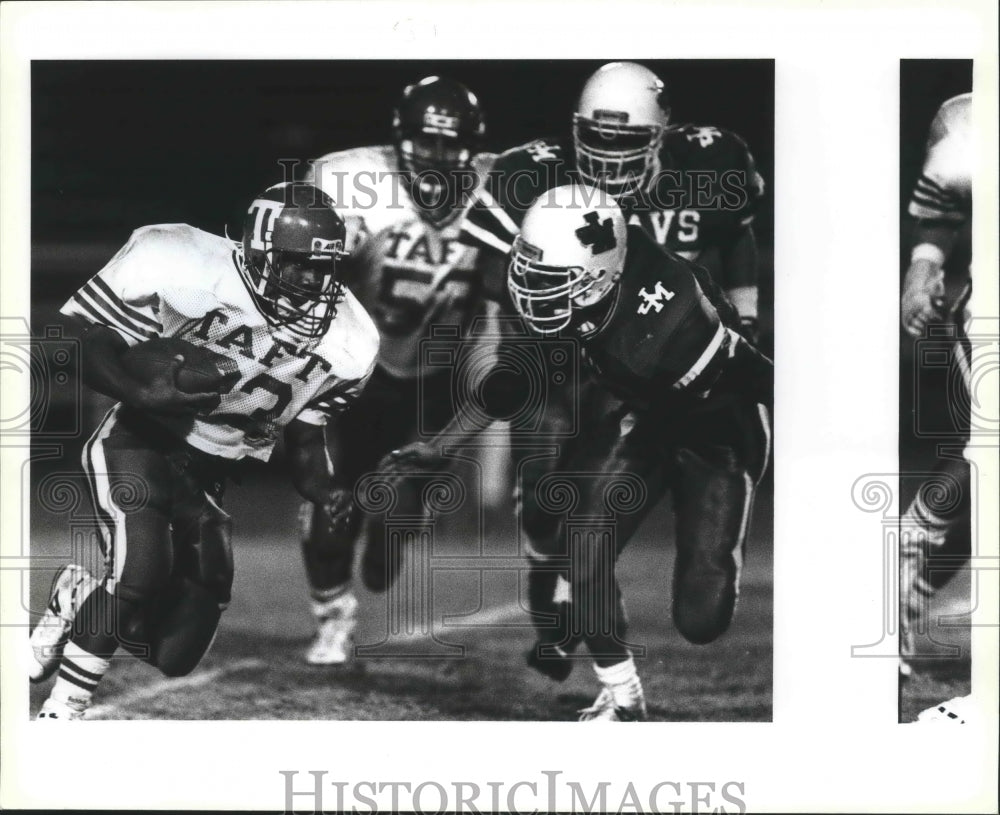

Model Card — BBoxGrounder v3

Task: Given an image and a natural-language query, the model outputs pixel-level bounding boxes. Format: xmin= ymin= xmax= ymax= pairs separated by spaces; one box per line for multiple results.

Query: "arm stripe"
xmin=672 ymin=322 xmax=727 ymax=391
xmin=461 ymin=220 xmax=513 ymax=254
xmin=77 ymin=285 xmax=157 ymax=339
xmin=475 ymin=188 xmax=519 ymax=236
xmin=90 ymin=276 xmax=162 ymax=329
xmin=69 ymin=292 xmax=149 ymax=343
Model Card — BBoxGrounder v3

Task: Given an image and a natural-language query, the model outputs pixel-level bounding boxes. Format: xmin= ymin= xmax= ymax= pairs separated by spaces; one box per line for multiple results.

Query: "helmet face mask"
xmin=573 ymin=116 xmax=665 ymax=196
xmin=393 ymin=76 xmax=485 ymax=226
xmin=507 ymin=185 xmax=627 ymax=335
xmin=572 ymin=62 xmax=670 ymax=197
xmin=240 ymin=182 xmax=348 ymax=341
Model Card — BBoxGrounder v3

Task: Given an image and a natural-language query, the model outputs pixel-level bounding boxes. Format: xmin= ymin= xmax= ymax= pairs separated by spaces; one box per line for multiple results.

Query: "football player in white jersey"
xmin=295 ymin=77 xmax=498 ymax=664
xmin=30 ymin=182 xmax=378 ymax=719
xmin=899 ymin=93 xmax=973 ymax=681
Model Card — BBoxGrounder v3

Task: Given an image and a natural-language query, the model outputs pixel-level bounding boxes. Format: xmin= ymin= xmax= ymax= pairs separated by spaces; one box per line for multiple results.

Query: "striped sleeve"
xmin=60 ymin=231 xmax=163 ymax=346
xmin=907 ymin=101 xmax=970 ymax=222
xmin=296 ymin=360 xmax=375 ymax=426
xmin=908 ymin=168 xmax=965 ymax=221
xmin=460 ymin=186 xmax=520 ymax=255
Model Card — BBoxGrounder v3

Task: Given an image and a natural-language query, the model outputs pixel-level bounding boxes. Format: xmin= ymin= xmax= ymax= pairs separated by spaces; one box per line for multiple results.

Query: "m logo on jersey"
xmin=576 ymin=211 xmax=616 ymax=255
xmin=526 ymin=141 xmax=560 ymax=163
xmin=686 ymin=126 xmax=722 ymax=148
xmin=637 ymin=281 xmax=676 ymax=315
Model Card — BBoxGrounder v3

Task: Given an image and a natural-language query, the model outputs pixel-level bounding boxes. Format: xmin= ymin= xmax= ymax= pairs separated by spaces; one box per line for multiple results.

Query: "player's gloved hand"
xmin=901 ymin=260 xmax=947 ymax=338
xmin=132 ymin=355 xmax=221 ymax=415
xmin=322 ymin=485 xmax=354 ymax=538
xmin=738 ymin=315 xmax=761 ymax=347
xmin=376 ymin=441 xmax=448 ymax=481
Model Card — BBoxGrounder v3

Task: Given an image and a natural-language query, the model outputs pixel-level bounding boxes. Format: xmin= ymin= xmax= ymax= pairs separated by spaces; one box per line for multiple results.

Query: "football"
xmin=121 ymin=337 xmax=239 ymax=396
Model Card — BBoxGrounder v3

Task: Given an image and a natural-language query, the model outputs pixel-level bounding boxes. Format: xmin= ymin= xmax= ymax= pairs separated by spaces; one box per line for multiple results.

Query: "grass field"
xmin=898 ymin=576 xmax=972 ymax=724
xmin=27 ymin=466 xmax=773 ymax=722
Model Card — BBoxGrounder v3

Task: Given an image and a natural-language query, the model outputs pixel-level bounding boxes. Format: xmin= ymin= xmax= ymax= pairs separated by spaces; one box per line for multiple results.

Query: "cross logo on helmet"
xmin=575 ymin=211 xmax=617 ymax=255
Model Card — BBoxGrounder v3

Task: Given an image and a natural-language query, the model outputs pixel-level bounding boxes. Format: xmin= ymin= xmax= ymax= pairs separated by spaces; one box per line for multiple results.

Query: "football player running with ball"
xmin=899 ymin=93 xmax=974 ymax=711
xmin=295 ymin=77 xmax=498 ymax=665
xmin=393 ymin=185 xmax=772 ymax=720
xmin=30 ymin=182 xmax=378 ymax=719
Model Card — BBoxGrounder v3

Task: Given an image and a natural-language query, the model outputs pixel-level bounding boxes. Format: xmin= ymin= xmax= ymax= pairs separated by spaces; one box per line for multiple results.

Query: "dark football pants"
xmin=525 ymin=393 xmax=770 ymax=667
xmin=301 ymin=367 xmax=457 ymax=592
xmin=74 ymin=406 xmax=233 ymax=676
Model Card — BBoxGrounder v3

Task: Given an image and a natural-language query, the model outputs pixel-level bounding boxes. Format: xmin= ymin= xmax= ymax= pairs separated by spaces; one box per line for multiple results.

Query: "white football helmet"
xmin=573 ymin=62 xmax=670 ymax=196
xmin=508 ymin=184 xmax=627 ymax=334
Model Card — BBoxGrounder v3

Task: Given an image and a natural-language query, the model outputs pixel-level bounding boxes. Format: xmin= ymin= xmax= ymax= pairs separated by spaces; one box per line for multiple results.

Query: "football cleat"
xmin=36 ymin=696 xmax=89 ymax=721
xmin=29 ymin=564 xmax=99 ymax=683
xmin=577 ymin=687 xmax=647 ymax=722
xmin=305 ymin=591 xmax=358 ymax=666
xmin=917 ymin=695 xmax=973 ymax=724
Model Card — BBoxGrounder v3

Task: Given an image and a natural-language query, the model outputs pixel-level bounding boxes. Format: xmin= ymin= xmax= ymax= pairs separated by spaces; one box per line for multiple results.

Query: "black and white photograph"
xmin=897 ymin=59 xmax=975 ymax=723
xmin=24 ymin=58 xmax=774 ymax=723
xmin=1 ymin=2 xmax=997 ymax=813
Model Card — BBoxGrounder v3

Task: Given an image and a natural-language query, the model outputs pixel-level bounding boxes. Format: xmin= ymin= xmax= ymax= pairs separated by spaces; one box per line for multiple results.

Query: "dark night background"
xmin=31 ymin=60 xmax=774 ymax=308
xmin=30 ymin=59 xmax=774 ymax=445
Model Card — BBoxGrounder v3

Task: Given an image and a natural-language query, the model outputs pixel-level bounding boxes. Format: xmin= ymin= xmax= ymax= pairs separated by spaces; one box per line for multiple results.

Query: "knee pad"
xmin=672 ymin=584 xmax=736 ymax=645
xmin=148 ymin=576 xmax=223 ymax=677
xmin=671 ymin=447 xmax=747 ymax=645
xmin=175 ymin=497 xmax=234 ymax=608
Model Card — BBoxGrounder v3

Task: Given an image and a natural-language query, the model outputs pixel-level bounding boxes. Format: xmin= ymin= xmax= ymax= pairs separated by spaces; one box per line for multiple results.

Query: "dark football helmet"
xmin=393 ymin=76 xmax=485 ymax=226
xmin=239 ymin=182 xmax=348 ymax=341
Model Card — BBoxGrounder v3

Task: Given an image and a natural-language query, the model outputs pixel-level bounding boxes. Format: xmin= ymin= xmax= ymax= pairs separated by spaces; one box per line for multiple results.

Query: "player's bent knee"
xmin=150 ymin=577 xmax=224 ymax=677
xmin=672 ymin=586 xmax=736 ymax=645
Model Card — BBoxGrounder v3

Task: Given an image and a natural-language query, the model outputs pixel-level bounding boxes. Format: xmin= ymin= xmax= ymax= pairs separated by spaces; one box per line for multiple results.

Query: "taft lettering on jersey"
xmin=60 ymin=224 xmax=378 ymax=462
xmin=307 ymin=145 xmax=495 ymax=379
xmin=190 ymin=308 xmax=333 ymax=379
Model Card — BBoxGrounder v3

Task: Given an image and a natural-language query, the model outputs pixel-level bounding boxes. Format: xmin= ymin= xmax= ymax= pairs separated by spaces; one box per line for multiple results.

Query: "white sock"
xmin=594 ymin=656 xmax=643 ymax=709
xmin=901 ymin=496 xmax=951 ymax=549
xmin=50 ymin=641 xmax=111 ymax=708
xmin=310 ymin=584 xmax=355 ymax=621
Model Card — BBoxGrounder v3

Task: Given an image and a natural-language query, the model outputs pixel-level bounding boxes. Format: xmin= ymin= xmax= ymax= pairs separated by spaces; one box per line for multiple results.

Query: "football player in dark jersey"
xmin=432 ymin=62 xmax=768 ymax=695
xmin=462 ymin=61 xmax=765 ymax=339
xmin=386 ymin=185 xmax=771 ymax=719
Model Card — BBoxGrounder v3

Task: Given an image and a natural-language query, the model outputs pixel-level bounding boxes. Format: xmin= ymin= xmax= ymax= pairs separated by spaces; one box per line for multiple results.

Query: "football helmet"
xmin=393 ymin=76 xmax=485 ymax=226
xmin=508 ymin=184 xmax=627 ymax=335
xmin=573 ymin=62 xmax=670 ymax=197
xmin=239 ymin=182 xmax=348 ymax=341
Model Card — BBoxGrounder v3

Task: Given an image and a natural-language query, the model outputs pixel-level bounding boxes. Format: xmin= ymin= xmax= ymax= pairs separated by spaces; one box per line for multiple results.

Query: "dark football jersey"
xmin=461 ymin=127 xmax=764 ymax=290
xmin=578 ymin=225 xmax=745 ymax=409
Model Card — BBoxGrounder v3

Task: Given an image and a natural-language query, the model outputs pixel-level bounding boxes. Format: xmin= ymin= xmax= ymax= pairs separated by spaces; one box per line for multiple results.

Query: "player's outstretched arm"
xmin=720 ymin=226 xmax=761 ymax=344
xmin=80 ymin=325 xmax=219 ymax=415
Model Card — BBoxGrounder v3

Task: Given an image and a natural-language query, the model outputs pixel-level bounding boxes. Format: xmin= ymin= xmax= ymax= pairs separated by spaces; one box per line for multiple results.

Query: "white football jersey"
xmin=305 ymin=145 xmax=496 ymax=379
xmin=61 ymin=224 xmax=379 ymax=461
xmin=908 ymin=93 xmax=972 ymax=223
